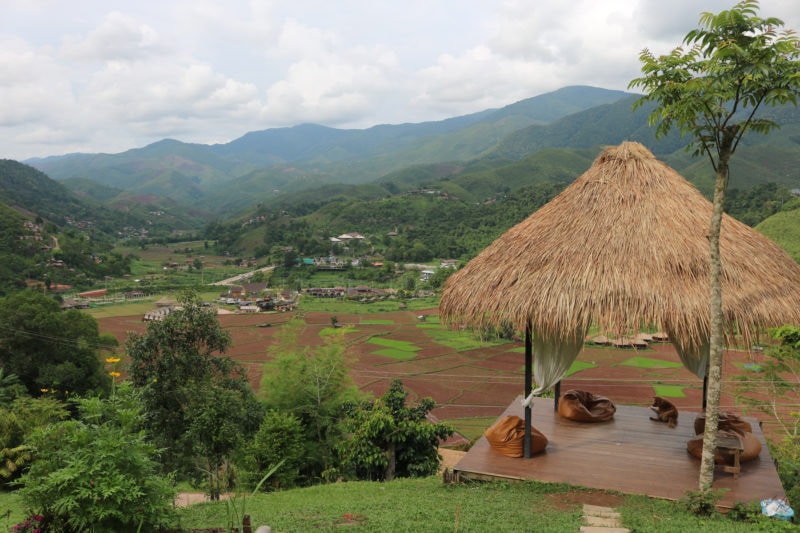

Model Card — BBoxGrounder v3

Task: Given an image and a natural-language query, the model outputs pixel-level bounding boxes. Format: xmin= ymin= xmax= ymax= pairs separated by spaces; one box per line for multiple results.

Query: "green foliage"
xmin=0 ymin=396 xmax=68 ymax=487
xmin=423 ymin=266 xmax=456 ymax=290
xmin=0 ymin=367 xmax=25 ymax=404
xmin=725 ymin=183 xmax=795 ymax=227
xmin=336 ymin=379 xmax=454 ymax=481
xmin=0 ymin=290 xmax=115 ymax=398
xmin=678 ymin=487 xmax=724 ymax=517
xmin=260 ymin=322 xmax=364 ymax=482
xmin=237 ymin=410 xmax=306 ymax=490
xmin=188 ymin=382 xmax=253 ymax=500
xmin=126 ymin=290 xmax=262 ymax=477
xmin=16 ymin=385 xmax=177 ymax=533
xmin=630 ymin=1 xmax=800 ymax=162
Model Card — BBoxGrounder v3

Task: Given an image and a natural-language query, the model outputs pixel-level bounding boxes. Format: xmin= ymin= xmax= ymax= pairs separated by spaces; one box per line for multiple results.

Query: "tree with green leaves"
xmin=260 ymin=321 xmax=363 ymax=482
xmin=629 ymin=0 xmax=800 ymax=490
xmin=126 ymin=291 xmax=262 ymax=477
xmin=0 ymin=289 xmax=116 ymax=398
xmin=237 ymin=410 xmax=306 ymax=490
xmin=336 ymin=378 xmax=453 ymax=481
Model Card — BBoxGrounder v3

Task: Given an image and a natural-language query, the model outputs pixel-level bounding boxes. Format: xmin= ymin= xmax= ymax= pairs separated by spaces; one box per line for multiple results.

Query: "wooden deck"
xmin=453 ymin=396 xmax=785 ymax=508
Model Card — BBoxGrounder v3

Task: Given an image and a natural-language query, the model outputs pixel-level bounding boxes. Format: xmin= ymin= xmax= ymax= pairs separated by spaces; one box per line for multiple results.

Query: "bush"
xmin=237 ymin=410 xmax=306 ymax=490
xmin=16 ymin=385 xmax=177 ymax=532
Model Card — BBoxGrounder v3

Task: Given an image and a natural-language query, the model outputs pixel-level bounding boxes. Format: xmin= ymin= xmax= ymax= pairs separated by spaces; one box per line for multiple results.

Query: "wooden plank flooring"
xmin=453 ymin=396 xmax=785 ymax=508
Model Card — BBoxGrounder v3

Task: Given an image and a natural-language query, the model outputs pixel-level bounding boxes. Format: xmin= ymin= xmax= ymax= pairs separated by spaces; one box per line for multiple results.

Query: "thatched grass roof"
xmin=439 ymin=141 xmax=800 ymax=355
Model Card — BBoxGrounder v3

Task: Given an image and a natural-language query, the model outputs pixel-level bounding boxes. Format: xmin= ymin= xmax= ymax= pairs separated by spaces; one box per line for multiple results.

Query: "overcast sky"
xmin=2 ymin=0 xmax=798 ymax=160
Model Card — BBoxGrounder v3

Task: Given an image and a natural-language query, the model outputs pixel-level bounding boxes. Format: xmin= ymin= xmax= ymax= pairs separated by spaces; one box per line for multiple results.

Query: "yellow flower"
xmin=109 ymin=371 xmax=121 ymax=378
xmin=40 ymin=388 xmax=48 ymax=393
xmin=106 ymin=356 xmax=121 ymax=364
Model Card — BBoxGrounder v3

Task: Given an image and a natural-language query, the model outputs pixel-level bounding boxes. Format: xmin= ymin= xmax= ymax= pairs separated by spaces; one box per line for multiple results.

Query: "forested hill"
xmin=0 ymin=160 xmax=207 ymax=295
xmin=27 ymin=86 xmax=633 ymax=212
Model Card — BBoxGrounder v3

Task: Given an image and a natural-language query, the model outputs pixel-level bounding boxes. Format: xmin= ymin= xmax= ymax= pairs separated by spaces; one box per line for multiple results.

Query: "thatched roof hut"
xmin=440 ymin=142 xmax=800 ymax=420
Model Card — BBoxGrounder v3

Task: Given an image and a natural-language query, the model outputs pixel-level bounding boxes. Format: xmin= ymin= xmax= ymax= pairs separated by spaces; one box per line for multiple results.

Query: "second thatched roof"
xmin=439 ymin=141 xmax=800 ymax=354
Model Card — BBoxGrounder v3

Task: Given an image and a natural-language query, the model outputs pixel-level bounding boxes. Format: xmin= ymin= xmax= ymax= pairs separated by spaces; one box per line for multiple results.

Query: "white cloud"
xmin=60 ymin=12 xmax=166 ymax=62
xmin=1 ymin=0 xmax=798 ymax=160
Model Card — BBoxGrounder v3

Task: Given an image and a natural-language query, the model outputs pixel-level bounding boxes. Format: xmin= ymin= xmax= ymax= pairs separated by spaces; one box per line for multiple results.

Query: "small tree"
xmin=187 ymin=382 xmax=251 ymax=500
xmin=629 ymin=0 xmax=800 ymax=490
xmin=336 ymin=379 xmax=454 ymax=481
xmin=238 ymin=410 xmax=306 ymax=490
xmin=0 ymin=396 xmax=67 ymax=488
xmin=127 ymin=290 xmax=261 ymax=476
xmin=261 ymin=322 xmax=363 ymax=481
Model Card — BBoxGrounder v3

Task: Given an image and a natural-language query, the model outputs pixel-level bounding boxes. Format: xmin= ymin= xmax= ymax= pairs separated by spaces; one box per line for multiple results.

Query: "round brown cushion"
xmin=484 ymin=415 xmax=548 ymax=457
xmin=686 ymin=431 xmax=762 ymax=464
xmin=557 ymin=389 xmax=616 ymax=422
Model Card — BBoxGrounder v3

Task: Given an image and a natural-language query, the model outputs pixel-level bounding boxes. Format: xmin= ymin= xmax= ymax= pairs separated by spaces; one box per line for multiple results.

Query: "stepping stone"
xmin=580 ymin=504 xmax=630 ymax=533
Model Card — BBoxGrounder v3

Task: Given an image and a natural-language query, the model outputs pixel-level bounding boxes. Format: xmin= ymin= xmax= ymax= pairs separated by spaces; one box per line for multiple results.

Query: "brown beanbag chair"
xmin=686 ymin=431 xmax=762 ymax=465
xmin=693 ymin=412 xmax=753 ymax=436
xmin=484 ymin=415 xmax=548 ymax=457
xmin=557 ymin=389 xmax=616 ymax=422
xmin=688 ymin=412 xmax=761 ymax=464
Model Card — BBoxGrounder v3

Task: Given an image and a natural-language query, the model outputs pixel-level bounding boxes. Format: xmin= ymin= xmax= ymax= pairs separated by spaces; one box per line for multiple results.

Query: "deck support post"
xmin=524 ymin=322 xmax=533 ymax=458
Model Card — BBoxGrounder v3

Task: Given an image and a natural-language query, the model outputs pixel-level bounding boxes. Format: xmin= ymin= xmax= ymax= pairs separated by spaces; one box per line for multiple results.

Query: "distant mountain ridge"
xmin=23 ymin=85 xmax=800 ymax=220
xmin=27 ymin=86 xmax=632 ymax=211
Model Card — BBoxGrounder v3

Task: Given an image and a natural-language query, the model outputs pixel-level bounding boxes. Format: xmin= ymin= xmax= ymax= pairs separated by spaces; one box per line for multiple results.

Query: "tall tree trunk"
xmin=698 ymin=145 xmax=732 ymax=490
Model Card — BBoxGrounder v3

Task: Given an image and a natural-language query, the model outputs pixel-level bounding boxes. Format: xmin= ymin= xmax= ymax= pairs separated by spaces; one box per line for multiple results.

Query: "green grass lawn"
xmin=652 ymin=384 xmax=686 ymax=398
xmin=449 ymin=416 xmax=497 ymax=442
xmin=566 ymin=360 xmax=597 ymax=376
xmin=168 ymin=476 xmax=770 ymax=532
xmin=416 ymin=319 xmax=511 ymax=352
xmin=618 ymin=356 xmax=683 ymax=369
xmin=0 ymin=476 xmax=777 ymax=533
xmin=372 ymin=348 xmax=419 ymax=361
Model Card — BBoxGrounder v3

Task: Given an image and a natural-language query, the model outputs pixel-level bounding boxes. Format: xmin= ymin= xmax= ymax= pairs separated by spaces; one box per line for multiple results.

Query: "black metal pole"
xmin=554 ymin=380 xmax=561 ymax=412
xmin=524 ymin=322 xmax=532 ymax=459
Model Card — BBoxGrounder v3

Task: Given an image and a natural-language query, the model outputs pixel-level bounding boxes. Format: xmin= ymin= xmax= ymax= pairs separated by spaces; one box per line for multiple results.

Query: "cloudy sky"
xmin=3 ymin=0 xmax=798 ymax=160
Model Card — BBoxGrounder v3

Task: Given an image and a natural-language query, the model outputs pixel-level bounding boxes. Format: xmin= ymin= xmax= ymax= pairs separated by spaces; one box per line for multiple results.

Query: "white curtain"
xmin=522 ymin=329 xmax=586 ymax=408
xmin=674 ymin=338 xmax=710 ymax=378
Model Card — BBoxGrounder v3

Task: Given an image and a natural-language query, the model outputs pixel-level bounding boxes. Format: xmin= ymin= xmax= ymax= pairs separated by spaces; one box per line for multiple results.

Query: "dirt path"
xmin=174 ymin=492 xmax=232 ymax=507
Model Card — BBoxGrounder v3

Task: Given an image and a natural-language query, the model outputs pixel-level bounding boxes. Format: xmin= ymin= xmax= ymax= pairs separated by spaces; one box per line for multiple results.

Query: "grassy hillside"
xmin=756 ymin=201 xmax=800 ymax=262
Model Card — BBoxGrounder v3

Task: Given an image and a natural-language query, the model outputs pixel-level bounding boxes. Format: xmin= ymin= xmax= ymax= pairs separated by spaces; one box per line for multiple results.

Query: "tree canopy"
xmin=0 ymin=290 xmax=115 ymax=398
xmin=126 ymin=291 xmax=262 ymax=481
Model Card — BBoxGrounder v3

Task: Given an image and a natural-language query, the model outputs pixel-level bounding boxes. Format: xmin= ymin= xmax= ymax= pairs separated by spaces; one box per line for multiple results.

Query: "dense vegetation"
xmin=0 ymin=291 xmax=454 ymax=532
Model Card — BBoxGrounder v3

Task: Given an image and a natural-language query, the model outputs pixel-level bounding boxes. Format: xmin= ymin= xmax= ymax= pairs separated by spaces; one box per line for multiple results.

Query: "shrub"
xmin=16 ymin=384 xmax=176 ymax=532
xmin=237 ymin=410 xmax=306 ymax=490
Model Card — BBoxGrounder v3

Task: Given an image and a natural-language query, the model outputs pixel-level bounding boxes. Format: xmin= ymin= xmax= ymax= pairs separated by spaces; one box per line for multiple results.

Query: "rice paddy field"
xmin=93 ymin=296 xmax=795 ymax=444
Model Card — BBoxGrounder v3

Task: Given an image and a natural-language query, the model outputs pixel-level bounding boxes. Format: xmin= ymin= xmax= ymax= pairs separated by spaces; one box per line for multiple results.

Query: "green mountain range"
xmin=1 ymin=85 xmax=798 ymax=293
xmin=27 ymin=86 xmax=800 ymax=218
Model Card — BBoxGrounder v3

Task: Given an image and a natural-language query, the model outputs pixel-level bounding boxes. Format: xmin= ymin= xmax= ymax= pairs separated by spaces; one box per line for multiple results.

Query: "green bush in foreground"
xmin=15 ymin=386 xmax=177 ymax=533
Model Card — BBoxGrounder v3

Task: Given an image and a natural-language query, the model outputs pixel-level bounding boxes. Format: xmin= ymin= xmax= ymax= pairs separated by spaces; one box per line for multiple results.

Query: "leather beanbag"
xmin=557 ymin=389 xmax=616 ymax=422
xmin=687 ymin=412 xmax=761 ymax=464
xmin=686 ymin=431 xmax=762 ymax=464
xmin=484 ymin=415 xmax=548 ymax=457
xmin=693 ymin=411 xmax=753 ymax=436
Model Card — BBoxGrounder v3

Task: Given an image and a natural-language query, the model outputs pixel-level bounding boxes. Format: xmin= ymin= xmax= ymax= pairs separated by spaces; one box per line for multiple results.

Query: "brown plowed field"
xmin=98 ymin=308 xmax=796 ymax=443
